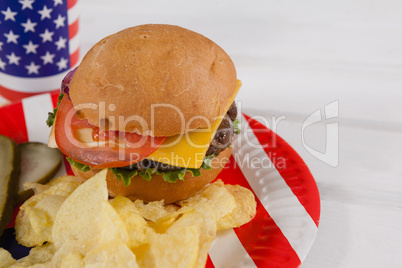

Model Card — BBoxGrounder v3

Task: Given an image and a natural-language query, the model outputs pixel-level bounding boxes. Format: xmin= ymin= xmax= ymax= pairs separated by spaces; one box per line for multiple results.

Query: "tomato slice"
xmin=55 ymin=95 xmax=166 ymax=168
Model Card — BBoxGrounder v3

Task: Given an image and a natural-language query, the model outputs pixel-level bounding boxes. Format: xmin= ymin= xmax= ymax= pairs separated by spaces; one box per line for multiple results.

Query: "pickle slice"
xmin=0 ymin=135 xmax=20 ymax=236
xmin=17 ymin=142 xmax=63 ymax=204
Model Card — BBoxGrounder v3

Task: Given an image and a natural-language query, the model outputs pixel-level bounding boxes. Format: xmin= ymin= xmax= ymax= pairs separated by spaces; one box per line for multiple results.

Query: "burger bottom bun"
xmin=70 ymin=146 xmax=232 ymax=203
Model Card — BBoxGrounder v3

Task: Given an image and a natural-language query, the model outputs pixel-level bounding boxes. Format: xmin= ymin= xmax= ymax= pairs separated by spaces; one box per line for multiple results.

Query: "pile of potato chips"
xmin=0 ymin=169 xmax=256 ymax=267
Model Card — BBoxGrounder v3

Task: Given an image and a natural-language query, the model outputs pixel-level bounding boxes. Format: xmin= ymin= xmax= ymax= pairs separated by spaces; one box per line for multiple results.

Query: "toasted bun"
xmin=71 ymin=146 xmax=232 ymax=203
xmin=69 ymin=24 xmax=237 ymax=136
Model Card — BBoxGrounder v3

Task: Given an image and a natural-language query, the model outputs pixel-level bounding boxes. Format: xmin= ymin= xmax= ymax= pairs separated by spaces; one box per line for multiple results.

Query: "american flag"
xmin=0 ymin=0 xmax=79 ymax=101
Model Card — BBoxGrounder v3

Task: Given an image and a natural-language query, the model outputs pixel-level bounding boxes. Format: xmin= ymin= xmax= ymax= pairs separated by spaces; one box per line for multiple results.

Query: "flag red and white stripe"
xmin=0 ymin=93 xmax=320 ymax=268
xmin=67 ymin=0 xmax=79 ymax=69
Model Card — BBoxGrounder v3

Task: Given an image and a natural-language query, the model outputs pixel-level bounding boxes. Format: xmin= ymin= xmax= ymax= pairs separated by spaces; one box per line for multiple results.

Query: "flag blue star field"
xmin=0 ymin=0 xmax=79 ymax=101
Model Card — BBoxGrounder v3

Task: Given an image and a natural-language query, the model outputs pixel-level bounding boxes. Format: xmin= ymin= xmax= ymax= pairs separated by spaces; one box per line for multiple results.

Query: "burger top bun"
xmin=69 ymin=24 xmax=237 ymax=137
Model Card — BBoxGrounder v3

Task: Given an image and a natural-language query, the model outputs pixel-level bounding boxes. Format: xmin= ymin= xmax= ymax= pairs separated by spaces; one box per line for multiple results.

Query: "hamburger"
xmin=47 ymin=24 xmax=240 ymax=203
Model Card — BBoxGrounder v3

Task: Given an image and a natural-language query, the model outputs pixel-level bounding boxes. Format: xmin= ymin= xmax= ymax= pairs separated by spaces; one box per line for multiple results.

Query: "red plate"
xmin=0 ymin=93 xmax=320 ymax=267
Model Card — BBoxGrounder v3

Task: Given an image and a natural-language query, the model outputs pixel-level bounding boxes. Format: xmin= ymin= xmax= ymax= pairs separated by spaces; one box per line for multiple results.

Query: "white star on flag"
xmin=38 ymin=5 xmax=53 ymax=20
xmin=1 ymin=7 xmax=18 ymax=22
xmin=56 ymin=57 xmax=68 ymax=70
xmin=25 ymin=61 xmax=41 ymax=74
xmin=0 ymin=58 xmax=6 ymax=71
xmin=55 ymin=36 xmax=67 ymax=50
xmin=22 ymin=41 xmax=39 ymax=54
xmin=53 ymin=0 xmax=63 ymax=7
xmin=21 ymin=18 xmax=38 ymax=33
xmin=40 ymin=51 xmax=55 ymax=65
xmin=39 ymin=29 xmax=54 ymax=43
xmin=4 ymin=30 xmax=20 ymax=44
xmin=0 ymin=42 xmax=3 ymax=51
xmin=53 ymin=14 xmax=66 ymax=29
xmin=19 ymin=0 xmax=35 ymax=10
xmin=6 ymin=52 xmax=21 ymax=66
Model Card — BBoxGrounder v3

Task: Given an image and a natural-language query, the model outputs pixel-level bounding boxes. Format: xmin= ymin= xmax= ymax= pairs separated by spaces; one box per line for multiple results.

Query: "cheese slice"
xmin=146 ymin=80 xmax=241 ymax=168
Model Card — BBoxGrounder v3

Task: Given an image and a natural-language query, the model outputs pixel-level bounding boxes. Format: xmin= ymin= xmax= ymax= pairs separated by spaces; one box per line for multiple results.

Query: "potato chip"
xmin=178 ymin=180 xmax=236 ymax=221
xmin=164 ymin=204 xmax=180 ymax=214
xmin=168 ymin=202 xmax=217 ymax=268
xmin=109 ymin=196 xmax=148 ymax=248
xmin=84 ymin=239 xmax=138 ymax=268
xmin=148 ymin=215 xmax=176 ymax=234
xmin=197 ymin=180 xmax=236 ymax=220
xmin=47 ymin=175 xmax=82 ymax=186
xmin=217 ymin=184 xmax=257 ymax=230
xmin=99 ymin=200 xmax=129 ymax=244
xmin=59 ymin=252 xmax=84 ymax=268
xmin=24 ymin=175 xmax=81 ymax=195
xmin=53 ymin=170 xmax=129 ymax=249
xmin=24 ymin=195 xmax=66 ymax=243
xmin=26 ymin=243 xmax=55 ymax=262
xmin=15 ymin=211 xmax=44 ymax=247
xmin=49 ymin=239 xmax=91 ymax=267
xmin=134 ymin=199 xmax=169 ymax=222
xmin=13 ymin=169 xmax=256 ymax=267
xmin=16 ymin=181 xmax=77 ymax=247
xmin=137 ymin=226 xmax=199 ymax=268
xmin=0 ymin=248 xmax=15 ymax=267
xmin=23 ymin=182 xmax=50 ymax=195
xmin=14 ymin=243 xmax=55 ymax=267
xmin=52 ymin=169 xmax=108 ymax=248
xmin=50 ymin=239 xmax=136 ymax=267
xmin=41 ymin=181 xmax=82 ymax=197
xmin=16 ymin=194 xmax=50 ymax=247
xmin=147 ymin=205 xmax=192 ymax=234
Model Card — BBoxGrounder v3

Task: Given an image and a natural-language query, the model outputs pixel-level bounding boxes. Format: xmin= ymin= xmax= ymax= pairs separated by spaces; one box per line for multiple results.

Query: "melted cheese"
xmin=146 ymin=80 xmax=241 ymax=168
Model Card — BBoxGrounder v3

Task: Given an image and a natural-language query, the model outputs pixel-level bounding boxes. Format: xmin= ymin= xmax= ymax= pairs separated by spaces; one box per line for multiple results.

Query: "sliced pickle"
xmin=17 ymin=142 xmax=63 ymax=204
xmin=0 ymin=135 xmax=20 ymax=236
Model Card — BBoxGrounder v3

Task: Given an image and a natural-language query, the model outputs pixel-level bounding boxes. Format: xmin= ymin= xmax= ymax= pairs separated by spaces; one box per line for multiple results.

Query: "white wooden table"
xmin=1 ymin=1 xmax=401 ymax=267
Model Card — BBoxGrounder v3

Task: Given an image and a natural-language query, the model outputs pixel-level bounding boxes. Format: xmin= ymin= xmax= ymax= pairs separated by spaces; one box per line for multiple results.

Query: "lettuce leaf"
xmin=111 ymin=168 xmax=138 ymax=186
xmin=201 ymin=153 xmax=216 ymax=171
xmin=66 ymin=157 xmax=91 ymax=172
xmin=110 ymin=154 xmax=217 ymax=185
xmin=232 ymin=118 xmax=241 ymax=135
xmin=46 ymin=93 xmax=64 ymax=127
xmin=65 ymin=146 xmax=221 ymax=185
